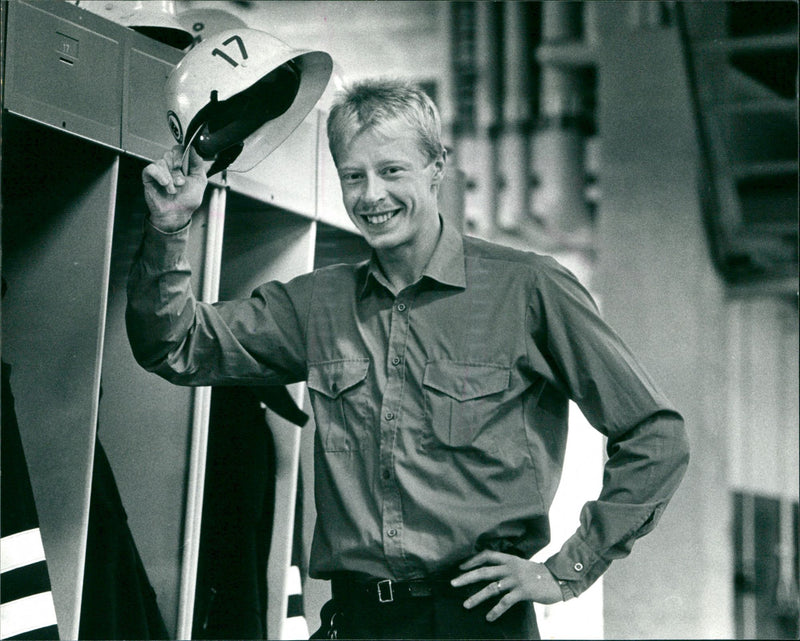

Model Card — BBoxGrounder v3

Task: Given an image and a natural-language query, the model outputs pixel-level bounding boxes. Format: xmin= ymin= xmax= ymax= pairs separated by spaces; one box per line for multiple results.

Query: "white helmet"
xmin=176 ymin=7 xmax=248 ymax=44
xmin=165 ymin=28 xmax=333 ymax=175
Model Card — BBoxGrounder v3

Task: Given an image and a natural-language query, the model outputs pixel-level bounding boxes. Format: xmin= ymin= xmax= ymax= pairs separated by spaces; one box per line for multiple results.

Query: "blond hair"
xmin=327 ymin=78 xmax=444 ymax=166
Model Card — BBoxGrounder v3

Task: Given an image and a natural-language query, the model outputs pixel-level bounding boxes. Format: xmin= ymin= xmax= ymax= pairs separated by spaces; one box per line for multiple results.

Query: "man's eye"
xmin=341 ymin=173 xmax=362 ymax=183
xmin=382 ymin=166 xmax=403 ymax=176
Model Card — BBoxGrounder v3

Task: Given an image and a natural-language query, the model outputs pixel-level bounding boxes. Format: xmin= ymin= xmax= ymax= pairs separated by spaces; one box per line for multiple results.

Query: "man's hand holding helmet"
xmin=142 ymin=145 xmax=208 ymax=232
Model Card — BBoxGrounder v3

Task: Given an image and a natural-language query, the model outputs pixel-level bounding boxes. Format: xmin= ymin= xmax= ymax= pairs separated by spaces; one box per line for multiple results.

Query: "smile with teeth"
xmin=361 ymin=209 xmax=401 ymax=225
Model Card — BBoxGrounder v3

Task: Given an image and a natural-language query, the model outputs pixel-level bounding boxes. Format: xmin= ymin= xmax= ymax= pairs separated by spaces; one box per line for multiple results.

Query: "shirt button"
xmin=385 ymin=411 xmax=395 ymax=421
xmin=573 ymin=562 xmax=584 ymax=572
xmin=396 ymin=303 xmax=407 ymax=312
xmin=387 ymin=528 xmax=398 ymax=537
xmin=391 ymin=356 xmax=401 ymax=366
xmin=382 ymin=469 xmax=391 ymax=480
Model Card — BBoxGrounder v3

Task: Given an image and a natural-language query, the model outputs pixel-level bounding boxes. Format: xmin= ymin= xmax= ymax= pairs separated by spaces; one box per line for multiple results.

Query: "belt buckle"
xmin=377 ymin=579 xmax=394 ymax=603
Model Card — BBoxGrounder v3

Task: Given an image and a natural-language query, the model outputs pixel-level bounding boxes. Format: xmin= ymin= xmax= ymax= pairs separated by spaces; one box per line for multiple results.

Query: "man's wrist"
xmin=146 ymin=214 xmax=191 ymax=235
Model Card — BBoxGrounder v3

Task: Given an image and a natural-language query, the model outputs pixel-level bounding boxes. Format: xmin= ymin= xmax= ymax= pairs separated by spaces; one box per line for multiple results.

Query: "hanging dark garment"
xmin=192 ymin=386 xmax=306 ymax=640
xmin=1 ymin=361 xmax=60 ymax=640
xmin=78 ymin=437 xmax=170 ymax=639
xmin=284 ymin=463 xmax=308 ymax=633
xmin=252 ymin=385 xmax=308 ymax=428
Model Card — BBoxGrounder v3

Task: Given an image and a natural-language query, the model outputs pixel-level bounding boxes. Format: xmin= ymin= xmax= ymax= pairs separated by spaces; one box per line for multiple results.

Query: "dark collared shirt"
xmin=127 ymin=216 xmax=689 ymax=598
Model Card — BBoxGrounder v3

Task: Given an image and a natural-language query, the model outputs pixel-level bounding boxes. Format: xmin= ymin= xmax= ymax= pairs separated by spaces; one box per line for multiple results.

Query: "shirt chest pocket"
xmin=422 ymin=361 xmax=511 ymax=449
xmin=307 ymin=359 xmax=371 ymax=452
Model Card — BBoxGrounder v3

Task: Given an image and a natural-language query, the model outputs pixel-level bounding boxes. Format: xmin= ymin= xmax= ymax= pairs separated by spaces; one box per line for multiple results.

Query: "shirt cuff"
xmin=544 ymin=534 xmax=609 ymax=599
xmin=557 ymin=579 xmax=576 ymax=602
xmin=145 ymin=215 xmax=191 ymax=236
xmin=140 ymin=217 xmax=192 ymax=269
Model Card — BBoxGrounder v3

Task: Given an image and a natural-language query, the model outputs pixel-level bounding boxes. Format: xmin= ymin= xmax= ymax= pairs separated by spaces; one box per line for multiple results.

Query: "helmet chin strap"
xmin=180 ymin=125 xmax=241 ymax=177
xmin=207 ymin=143 xmax=244 ymax=177
xmin=180 ymin=126 xmax=204 ymax=175
xmin=186 ymin=61 xmax=302 ymax=175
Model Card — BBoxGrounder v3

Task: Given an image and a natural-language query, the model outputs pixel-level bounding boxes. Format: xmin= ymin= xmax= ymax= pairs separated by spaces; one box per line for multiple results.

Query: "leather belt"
xmin=332 ymin=577 xmax=448 ymax=605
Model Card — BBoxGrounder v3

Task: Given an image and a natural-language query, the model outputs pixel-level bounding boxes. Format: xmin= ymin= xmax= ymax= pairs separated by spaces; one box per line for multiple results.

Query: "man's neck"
xmin=375 ymin=217 xmax=442 ymax=295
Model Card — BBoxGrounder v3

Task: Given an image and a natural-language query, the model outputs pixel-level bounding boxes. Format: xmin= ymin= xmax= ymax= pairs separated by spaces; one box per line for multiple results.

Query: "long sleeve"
xmin=126 ymin=219 xmax=311 ymax=387
xmin=531 ymin=258 xmax=690 ymax=598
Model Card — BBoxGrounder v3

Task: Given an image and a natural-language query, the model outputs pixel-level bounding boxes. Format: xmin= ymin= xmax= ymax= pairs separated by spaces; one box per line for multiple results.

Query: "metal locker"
xmin=4 ymin=0 xmax=124 ymax=149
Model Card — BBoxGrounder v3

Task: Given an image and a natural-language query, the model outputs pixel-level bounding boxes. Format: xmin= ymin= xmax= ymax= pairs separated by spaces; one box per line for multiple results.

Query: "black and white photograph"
xmin=1 ymin=1 xmax=797 ymax=639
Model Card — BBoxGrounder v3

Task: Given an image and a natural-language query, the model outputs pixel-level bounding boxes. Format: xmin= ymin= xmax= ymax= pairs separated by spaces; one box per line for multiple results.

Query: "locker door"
xmin=1 ymin=116 xmax=119 ymax=639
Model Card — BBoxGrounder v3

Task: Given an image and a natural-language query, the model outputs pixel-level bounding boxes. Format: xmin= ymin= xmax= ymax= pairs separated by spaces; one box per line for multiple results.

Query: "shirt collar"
xmin=359 ymin=215 xmax=466 ymax=298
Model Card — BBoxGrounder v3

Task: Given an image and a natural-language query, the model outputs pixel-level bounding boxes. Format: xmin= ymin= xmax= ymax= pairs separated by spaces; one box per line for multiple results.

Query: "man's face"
xmin=335 ymin=122 xmax=443 ymax=252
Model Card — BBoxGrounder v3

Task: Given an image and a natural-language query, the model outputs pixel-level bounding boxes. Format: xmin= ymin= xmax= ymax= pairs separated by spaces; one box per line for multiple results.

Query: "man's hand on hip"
xmin=451 ymin=550 xmax=563 ymax=621
xmin=142 ymin=144 xmax=208 ymax=233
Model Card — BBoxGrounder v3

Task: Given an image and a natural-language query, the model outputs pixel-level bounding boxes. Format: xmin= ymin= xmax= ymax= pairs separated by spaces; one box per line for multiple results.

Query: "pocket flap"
xmin=308 ymin=359 xmax=370 ymax=399
xmin=423 ymin=361 xmax=510 ymax=401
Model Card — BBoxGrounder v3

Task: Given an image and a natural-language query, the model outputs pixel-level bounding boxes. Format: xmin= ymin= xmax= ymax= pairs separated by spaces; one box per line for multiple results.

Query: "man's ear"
xmin=430 ymin=149 xmax=447 ymax=186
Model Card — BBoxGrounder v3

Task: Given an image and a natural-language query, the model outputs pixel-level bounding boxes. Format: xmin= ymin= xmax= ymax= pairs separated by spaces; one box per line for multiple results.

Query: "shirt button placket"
xmin=379 ymin=296 xmax=411 ymax=575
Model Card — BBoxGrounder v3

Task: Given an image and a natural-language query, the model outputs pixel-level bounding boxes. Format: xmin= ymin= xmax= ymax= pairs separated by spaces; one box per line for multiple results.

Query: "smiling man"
xmin=327 ymin=87 xmax=445 ymax=294
xmin=127 ymin=79 xmax=689 ymax=640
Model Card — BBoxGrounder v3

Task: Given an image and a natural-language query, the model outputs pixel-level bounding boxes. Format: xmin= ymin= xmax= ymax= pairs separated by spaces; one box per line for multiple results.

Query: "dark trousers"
xmin=312 ymin=579 xmax=540 ymax=640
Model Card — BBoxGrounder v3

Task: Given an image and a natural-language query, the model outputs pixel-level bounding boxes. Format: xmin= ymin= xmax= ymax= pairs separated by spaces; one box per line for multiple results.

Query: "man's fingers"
xmin=451 ymin=564 xmax=505 ymax=587
xmin=461 ymin=581 xmax=523 ymax=622
xmin=168 ymin=145 xmax=184 ymax=169
xmin=458 ymin=549 xmax=504 ymax=571
xmin=461 ymin=577 xmax=513 ymax=610
xmin=165 ymin=146 xmax=186 ymax=186
xmin=143 ymin=160 xmax=177 ymax=194
xmin=486 ymin=591 xmax=519 ymax=622
xmin=143 ymin=146 xmax=197 ymax=197
xmin=453 ymin=557 xmax=563 ymax=621
xmin=185 ymin=144 xmax=207 ymax=177
xmin=462 ymin=582 xmax=496 ymax=609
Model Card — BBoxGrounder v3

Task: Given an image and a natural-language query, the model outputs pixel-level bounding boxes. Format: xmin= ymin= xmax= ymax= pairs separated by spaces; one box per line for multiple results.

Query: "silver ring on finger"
xmin=496 ymin=580 xmax=503 ymax=592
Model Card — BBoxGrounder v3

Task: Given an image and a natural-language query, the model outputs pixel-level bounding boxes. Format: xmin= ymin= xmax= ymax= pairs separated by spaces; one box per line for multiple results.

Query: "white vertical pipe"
xmin=496 ymin=1 xmax=530 ymax=231
xmin=271 ymin=398 xmax=305 ymax=641
xmin=271 ymin=223 xmax=316 ymax=640
xmin=176 ymin=186 xmax=227 ymax=639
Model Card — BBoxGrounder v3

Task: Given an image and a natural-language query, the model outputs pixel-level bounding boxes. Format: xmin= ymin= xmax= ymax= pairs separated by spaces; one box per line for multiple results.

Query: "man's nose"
xmin=362 ymin=174 xmax=387 ymax=204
